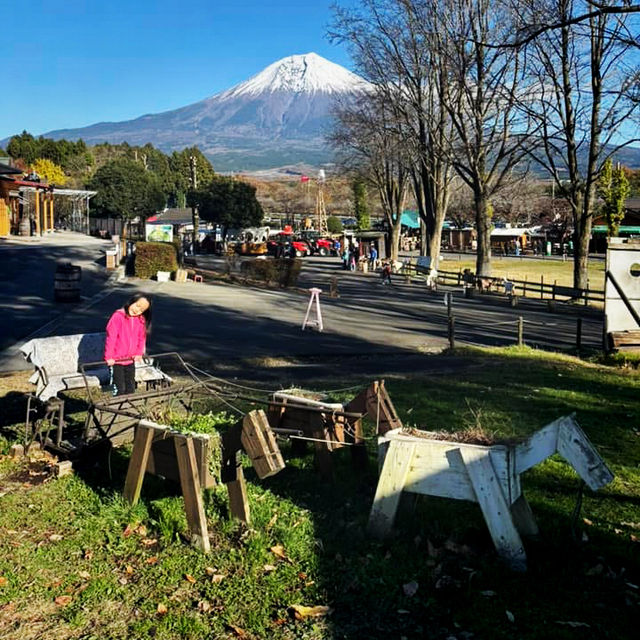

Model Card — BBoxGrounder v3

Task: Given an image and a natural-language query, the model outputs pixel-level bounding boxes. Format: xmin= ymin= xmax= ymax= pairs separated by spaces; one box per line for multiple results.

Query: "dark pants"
xmin=113 ymin=363 xmax=136 ymax=396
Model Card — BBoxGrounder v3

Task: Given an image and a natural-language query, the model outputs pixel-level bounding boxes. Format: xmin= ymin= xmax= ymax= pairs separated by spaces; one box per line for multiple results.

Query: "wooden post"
xmin=523 ymin=275 xmax=527 ymax=298
xmin=34 ymin=190 xmax=41 ymax=235
xmin=540 ymin=275 xmax=544 ymax=300
xmin=517 ymin=317 xmax=524 ymax=346
xmin=123 ymin=422 xmax=155 ymax=504
xmin=446 ymin=292 xmax=453 ymax=318
xmin=553 ymin=280 xmax=557 ymax=301
xmin=174 ymin=434 xmax=211 ymax=552
xmin=42 ymin=194 xmax=48 ymax=233
xmin=49 ymin=192 xmax=54 ymax=231
xmin=576 ymin=318 xmax=582 ymax=353
xmin=448 ymin=315 xmax=456 ymax=349
xmin=226 ymin=455 xmax=250 ymax=524
xmin=585 ymin=279 xmax=589 ymax=307
xmin=368 ymin=440 xmax=416 ymax=538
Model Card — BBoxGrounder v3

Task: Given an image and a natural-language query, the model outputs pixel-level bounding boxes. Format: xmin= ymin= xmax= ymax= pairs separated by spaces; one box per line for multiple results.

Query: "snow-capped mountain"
xmin=37 ymin=53 xmax=369 ymax=171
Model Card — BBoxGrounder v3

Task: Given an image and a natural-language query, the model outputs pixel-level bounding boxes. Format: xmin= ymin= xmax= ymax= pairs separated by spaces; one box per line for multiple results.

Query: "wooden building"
xmin=0 ymin=164 xmax=95 ymax=238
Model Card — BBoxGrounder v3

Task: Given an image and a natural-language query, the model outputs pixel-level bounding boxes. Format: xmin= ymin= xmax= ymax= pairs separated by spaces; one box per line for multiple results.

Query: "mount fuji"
xmin=39 ymin=53 xmax=370 ymax=171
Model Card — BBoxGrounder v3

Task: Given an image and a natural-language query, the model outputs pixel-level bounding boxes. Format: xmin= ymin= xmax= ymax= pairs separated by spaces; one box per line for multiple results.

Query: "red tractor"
xmin=299 ymin=231 xmax=333 ymax=256
xmin=267 ymin=232 xmax=310 ymax=257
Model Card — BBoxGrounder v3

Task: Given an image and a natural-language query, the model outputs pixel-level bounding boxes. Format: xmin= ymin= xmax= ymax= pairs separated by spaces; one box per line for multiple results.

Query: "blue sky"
xmin=1 ymin=0 xmax=354 ymax=140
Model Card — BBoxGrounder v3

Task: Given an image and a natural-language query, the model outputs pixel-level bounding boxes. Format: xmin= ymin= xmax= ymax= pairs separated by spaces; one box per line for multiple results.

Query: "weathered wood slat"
xmin=241 ymin=410 xmax=285 ymax=479
xmin=459 ymin=447 xmax=527 ymax=571
xmin=123 ymin=422 xmax=156 ymax=505
xmin=514 ymin=420 xmax=560 ymax=474
xmin=174 ymin=434 xmax=210 ymax=553
xmin=557 ymin=417 xmax=614 ymax=491
xmin=368 ymin=440 xmax=416 ymax=538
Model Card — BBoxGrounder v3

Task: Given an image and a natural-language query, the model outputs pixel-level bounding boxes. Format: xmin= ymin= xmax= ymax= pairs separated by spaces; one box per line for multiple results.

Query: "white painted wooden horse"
xmin=368 ymin=415 xmax=613 ymax=571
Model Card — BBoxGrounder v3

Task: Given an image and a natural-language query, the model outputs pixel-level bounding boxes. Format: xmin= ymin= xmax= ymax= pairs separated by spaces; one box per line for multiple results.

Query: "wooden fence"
xmin=400 ymin=262 xmax=605 ymax=307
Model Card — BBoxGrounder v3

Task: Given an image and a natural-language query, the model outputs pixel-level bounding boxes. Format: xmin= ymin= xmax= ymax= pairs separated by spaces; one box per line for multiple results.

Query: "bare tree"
xmin=331 ymin=93 xmax=410 ymax=260
xmin=329 ymin=0 xmax=454 ymax=266
xmin=437 ymin=0 xmax=537 ymax=276
xmin=519 ymin=0 xmax=640 ymax=290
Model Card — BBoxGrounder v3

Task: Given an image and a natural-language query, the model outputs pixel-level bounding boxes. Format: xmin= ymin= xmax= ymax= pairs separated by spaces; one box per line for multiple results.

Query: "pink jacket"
xmin=104 ymin=309 xmax=146 ymax=364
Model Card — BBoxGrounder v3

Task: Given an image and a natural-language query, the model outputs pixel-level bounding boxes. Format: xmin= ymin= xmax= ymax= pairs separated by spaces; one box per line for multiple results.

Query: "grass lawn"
xmin=439 ymin=256 xmax=605 ymax=291
xmin=0 ymin=347 xmax=638 ymax=639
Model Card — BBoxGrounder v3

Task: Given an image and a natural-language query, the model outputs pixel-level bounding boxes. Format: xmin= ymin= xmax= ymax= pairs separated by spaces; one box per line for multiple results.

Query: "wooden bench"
xmin=20 ymin=332 xmax=169 ymax=402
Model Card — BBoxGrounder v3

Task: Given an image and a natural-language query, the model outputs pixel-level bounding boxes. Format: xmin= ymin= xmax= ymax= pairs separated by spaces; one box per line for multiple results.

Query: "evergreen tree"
xmin=352 ymin=178 xmax=370 ymax=230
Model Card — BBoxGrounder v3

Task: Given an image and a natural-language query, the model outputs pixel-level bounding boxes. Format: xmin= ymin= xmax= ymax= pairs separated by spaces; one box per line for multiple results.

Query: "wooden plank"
xmin=368 ymin=440 xmax=416 ymax=539
xmin=226 ymin=460 xmax=250 ymax=524
xmin=174 ymin=434 xmax=210 ymax=553
xmin=310 ymin=413 xmax=334 ymax=479
xmin=510 ymin=494 xmax=539 ymax=536
xmin=123 ymin=421 xmax=155 ymax=505
xmin=514 ymin=420 xmax=560 ymax=474
xmin=557 ymin=417 xmax=614 ymax=491
xmin=391 ymin=437 xmax=511 ymax=502
xmin=459 ymin=447 xmax=527 ymax=571
xmin=241 ymin=410 xmax=285 ymax=478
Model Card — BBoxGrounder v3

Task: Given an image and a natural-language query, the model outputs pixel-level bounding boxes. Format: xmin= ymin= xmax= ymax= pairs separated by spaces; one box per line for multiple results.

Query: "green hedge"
xmin=241 ymin=258 xmax=302 ymax=288
xmin=135 ymin=241 xmax=178 ymax=279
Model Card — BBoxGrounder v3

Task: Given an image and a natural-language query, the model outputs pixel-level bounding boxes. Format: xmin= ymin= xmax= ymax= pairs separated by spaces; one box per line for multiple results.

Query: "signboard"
xmin=145 ymin=224 xmax=173 ymax=243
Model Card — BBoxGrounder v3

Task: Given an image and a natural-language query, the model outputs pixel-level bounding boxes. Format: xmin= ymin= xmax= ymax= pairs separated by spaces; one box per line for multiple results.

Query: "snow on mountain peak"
xmin=219 ymin=52 xmax=368 ymax=99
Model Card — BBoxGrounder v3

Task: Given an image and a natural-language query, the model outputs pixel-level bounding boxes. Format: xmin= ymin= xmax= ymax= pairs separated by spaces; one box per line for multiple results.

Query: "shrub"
xmin=239 ymin=258 xmax=302 ymax=288
xmin=327 ymin=215 xmax=343 ymax=234
xmin=134 ymin=241 xmax=178 ymax=279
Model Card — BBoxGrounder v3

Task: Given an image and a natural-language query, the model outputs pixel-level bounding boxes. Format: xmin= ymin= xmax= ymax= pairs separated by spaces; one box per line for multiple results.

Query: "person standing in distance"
xmin=104 ymin=294 xmax=152 ymax=396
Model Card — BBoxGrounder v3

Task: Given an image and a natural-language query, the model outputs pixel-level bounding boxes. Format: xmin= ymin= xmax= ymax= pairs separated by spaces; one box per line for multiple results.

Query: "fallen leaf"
xmin=125 ymin=565 xmax=134 ymax=575
xmin=135 ymin=524 xmax=147 ymax=537
xmin=583 ymin=518 xmax=593 ymax=526
xmin=141 ymin=538 xmax=158 ymax=547
xmin=122 ymin=524 xmax=134 ymax=538
xmin=267 ymin=514 xmax=278 ymax=529
xmin=54 ymin=595 xmax=72 ymax=606
xmin=506 ymin=610 xmax=515 ymax=623
xmin=184 ymin=574 xmax=196 ymax=584
xmin=263 ymin=564 xmax=277 ymax=573
xmin=156 ymin=603 xmax=168 ymax=615
xmin=48 ymin=534 xmax=63 ymax=542
xmin=227 ymin=623 xmax=247 ymax=637
xmin=270 ymin=544 xmax=287 ymax=560
xmin=289 ymin=604 xmax=332 ymax=620
xmin=555 ymin=621 xmax=590 ymax=628
xmin=145 ymin=556 xmax=158 ymax=565
xmin=78 ymin=571 xmax=91 ymax=580
xmin=197 ymin=600 xmax=211 ymax=612
xmin=83 ymin=549 xmax=93 ymax=560
xmin=0 ymin=577 xmax=7 ymax=587
xmin=118 ymin=577 xmax=128 ymax=585
xmin=632 ymin=534 xmax=639 ymax=543
xmin=211 ymin=574 xmax=225 ymax=584
xmin=205 ymin=567 xmax=216 ymax=576
xmin=298 ymin=572 xmax=307 ymax=581
xmin=403 ymin=581 xmax=419 ymax=597
xmin=272 ymin=618 xmax=288 ymax=626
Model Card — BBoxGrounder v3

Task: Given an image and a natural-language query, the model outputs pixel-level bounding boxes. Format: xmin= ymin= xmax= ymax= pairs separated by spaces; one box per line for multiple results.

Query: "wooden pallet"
xmin=609 ymin=330 xmax=640 ymax=351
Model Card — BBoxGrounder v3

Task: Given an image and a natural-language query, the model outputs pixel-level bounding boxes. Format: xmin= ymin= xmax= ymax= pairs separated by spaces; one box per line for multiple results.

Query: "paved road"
xmin=0 ymin=237 xmax=604 ymax=376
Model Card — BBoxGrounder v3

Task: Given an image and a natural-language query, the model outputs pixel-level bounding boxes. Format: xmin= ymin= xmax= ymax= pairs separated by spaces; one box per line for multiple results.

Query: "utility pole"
xmin=190 ymin=155 xmax=199 ymax=253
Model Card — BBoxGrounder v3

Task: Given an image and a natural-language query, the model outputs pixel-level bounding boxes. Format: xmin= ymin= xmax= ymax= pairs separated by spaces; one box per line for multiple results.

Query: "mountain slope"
xmin=37 ymin=53 xmax=370 ymax=170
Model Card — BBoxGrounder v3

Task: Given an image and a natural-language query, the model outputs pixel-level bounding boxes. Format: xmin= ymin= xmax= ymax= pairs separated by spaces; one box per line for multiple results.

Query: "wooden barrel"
xmin=19 ymin=218 xmax=31 ymax=236
xmin=54 ymin=263 xmax=81 ymax=302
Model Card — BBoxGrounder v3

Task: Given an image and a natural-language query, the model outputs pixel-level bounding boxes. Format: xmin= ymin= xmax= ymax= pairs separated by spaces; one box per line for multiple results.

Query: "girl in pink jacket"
xmin=104 ymin=294 xmax=152 ymax=395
